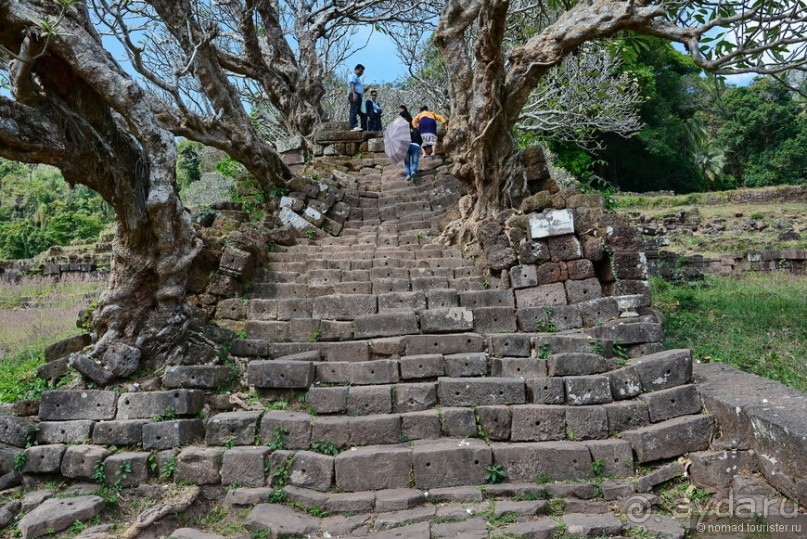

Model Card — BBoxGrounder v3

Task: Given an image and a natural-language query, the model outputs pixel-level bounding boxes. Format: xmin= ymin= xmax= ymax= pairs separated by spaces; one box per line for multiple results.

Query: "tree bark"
xmin=0 ymin=1 xmax=203 ymax=376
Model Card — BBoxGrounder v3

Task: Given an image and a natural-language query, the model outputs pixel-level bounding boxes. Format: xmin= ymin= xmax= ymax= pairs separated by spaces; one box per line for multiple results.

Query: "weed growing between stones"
xmin=485 ymin=464 xmax=508 ymax=484
xmin=162 ymin=454 xmax=177 ymax=478
xmin=534 ymin=306 xmax=558 ymax=333
xmin=153 ymin=406 xmax=177 ymax=423
xmin=310 ymin=440 xmax=340 ymax=456
xmin=12 ymin=451 xmax=26 ymax=471
xmin=267 ymin=426 xmax=289 ymax=451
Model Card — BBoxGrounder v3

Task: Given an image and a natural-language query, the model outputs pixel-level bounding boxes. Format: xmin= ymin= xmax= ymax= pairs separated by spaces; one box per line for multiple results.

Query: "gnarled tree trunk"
xmin=0 ymin=1 xmax=203 ymax=378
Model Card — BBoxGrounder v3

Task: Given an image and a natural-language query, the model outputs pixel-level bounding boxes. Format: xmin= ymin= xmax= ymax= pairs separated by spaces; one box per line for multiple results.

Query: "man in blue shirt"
xmin=348 ymin=64 xmax=366 ymax=131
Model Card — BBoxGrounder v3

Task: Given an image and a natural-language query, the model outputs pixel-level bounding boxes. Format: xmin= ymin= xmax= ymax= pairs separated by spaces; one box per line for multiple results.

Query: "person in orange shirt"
xmin=412 ymin=106 xmax=448 ymax=157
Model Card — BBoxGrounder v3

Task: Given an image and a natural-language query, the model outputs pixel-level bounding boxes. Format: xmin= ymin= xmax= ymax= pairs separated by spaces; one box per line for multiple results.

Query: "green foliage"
xmin=651 ymin=274 xmax=807 ymax=391
xmin=268 ymin=426 xmax=289 ymax=451
xmin=310 ymin=439 xmax=340 ymax=456
xmin=13 ymin=451 xmax=26 ymax=471
xmin=592 ymin=459 xmax=605 ymax=477
xmin=176 ymin=139 xmax=203 ymax=190
xmin=162 ymin=454 xmax=177 ymax=478
xmin=153 ymin=406 xmax=177 ymax=423
xmin=215 ymin=157 xmax=245 ymax=179
xmin=269 ymin=186 xmax=290 ymax=198
xmin=534 ymin=306 xmax=558 ymax=333
xmin=0 ymin=161 xmax=113 ymax=259
xmin=714 ymin=78 xmax=806 ymax=188
xmin=484 ymin=464 xmax=508 ymax=484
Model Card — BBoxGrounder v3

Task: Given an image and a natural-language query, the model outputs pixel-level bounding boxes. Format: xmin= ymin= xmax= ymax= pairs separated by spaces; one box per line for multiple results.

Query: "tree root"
xmin=124 ymin=485 xmax=200 ymax=538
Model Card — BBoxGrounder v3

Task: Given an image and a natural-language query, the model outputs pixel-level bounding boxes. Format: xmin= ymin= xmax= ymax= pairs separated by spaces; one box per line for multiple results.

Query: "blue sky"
xmin=338 ymin=27 xmax=409 ymax=84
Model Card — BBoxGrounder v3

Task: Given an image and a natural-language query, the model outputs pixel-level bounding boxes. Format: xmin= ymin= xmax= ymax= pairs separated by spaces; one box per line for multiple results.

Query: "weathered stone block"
xmin=607 ymin=366 xmax=643 ymax=400
xmin=585 ymin=440 xmax=634 ymax=478
xmin=143 ymin=419 xmax=204 ymax=450
xmin=349 ymin=415 xmax=402 ymax=446
xmin=401 ymin=410 xmax=441 ymax=441
xmin=289 ymin=451 xmax=334 ymax=492
xmin=487 ymin=334 xmax=531 ymax=358
xmin=640 ymin=384 xmax=702 ymax=422
xmin=314 ymin=362 xmax=351 ymax=384
xmin=307 ymin=387 xmax=348 ymax=414
xmin=689 ymin=450 xmax=755 ymax=494
xmin=405 ymin=333 xmax=485 ymax=356
xmin=492 ymin=441 xmax=593 ymax=481
xmin=628 ymin=349 xmax=693 ymax=393
xmin=23 ymin=445 xmax=66 ymax=474
xmin=565 ymin=278 xmax=603 ymax=304
xmin=18 ymin=496 xmax=104 ymax=539
xmin=566 ymin=258 xmax=596 ymax=280
xmin=547 ymin=353 xmax=608 ymax=376
xmin=259 ymin=411 xmax=311 ymax=449
xmin=346 ymin=385 xmax=392 ymax=415
xmin=116 ymin=390 xmax=204 ymax=420
xmin=312 ymin=294 xmax=376 ymax=320
xmin=104 ymin=452 xmax=150 ymax=487
xmin=511 ymin=405 xmax=565 ymax=441
xmin=515 ymin=283 xmax=567 ymax=308
xmin=61 ymin=445 xmax=111 ymax=480
xmin=459 ymin=290 xmax=515 ymax=308
xmin=335 ymin=446 xmax=411 ymax=491
xmin=247 ymin=360 xmax=315 ymax=389
xmin=396 ymin=383 xmax=437 ymax=413
xmin=578 ymin=297 xmax=620 ymax=327
xmin=92 ymin=420 xmax=148 ymax=445
xmin=440 ymin=408 xmax=477 ymax=438
xmin=511 ymin=265 xmax=538 ymax=289
xmin=162 ymin=365 xmax=231 ymax=389
xmin=444 ymin=353 xmax=487 ymax=377
xmin=476 ymin=406 xmax=512 ymax=441
xmin=35 ymin=420 xmax=93 ymax=445
xmin=245 ymin=503 xmax=319 ymax=537
xmin=378 ymin=292 xmax=427 ymax=313
xmin=413 ymin=439 xmax=491 ymax=489
xmin=564 ymin=376 xmax=613 ymax=405
xmin=349 ymin=360 xmax=399 ymax=385
xmin=491 ymin=358 xmax=547 ymax=379
xmin=419 ymin=308 xmax=474 ymax=333
xmin=621 ymin=415 xmax=715 ymax=463
xmin=526 ymin=378 xmax=566 ymax=404
xmin=44 ymin=333 xmax=92 ymax=362
xmin=39 ymin=390 xmax=117 ymax=421
xmin=547 ymin=235 xmax=583 ymax=261
xmin=473 ymin=307 xmax=517 ymax=333
xmin=604 ymin=401 xmax=651 ymax=436
xmin=562 ymin=513 xmax=623 ymax=537
xmin=205 ymin=411 xmax=262 ymax=446
xmin=438 ymin=377 xmax=525 ymax=406
xmin=565 ymin=406 xmax=608 ymax=440
xmin=399 ymin=354 xmax=445 ymax=380
xmin=176 ymin=447 xmax=225 ymax=484
xmin=426 ymin=289 xmax=459 ymax=309
xmin=353 ymin=312 xmax=419 ymax=338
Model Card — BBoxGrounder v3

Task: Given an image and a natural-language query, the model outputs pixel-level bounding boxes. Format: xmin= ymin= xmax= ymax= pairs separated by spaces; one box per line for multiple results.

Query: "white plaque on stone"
xmin=528 ymin=209 xmax=575 ymax=240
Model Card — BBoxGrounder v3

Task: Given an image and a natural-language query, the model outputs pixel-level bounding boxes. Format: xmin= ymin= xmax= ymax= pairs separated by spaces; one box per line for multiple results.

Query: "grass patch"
xmin=0 ymin=280 xmax=103 ymax=402
xmin=651 ymin=274 xmax=807 ymax=392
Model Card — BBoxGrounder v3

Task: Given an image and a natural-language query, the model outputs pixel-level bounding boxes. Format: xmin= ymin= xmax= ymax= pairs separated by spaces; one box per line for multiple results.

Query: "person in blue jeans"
xmin=348 ymin=64 xmax=366 ymax=131
xmin=404 ymin=123 xmax=422 ymax=181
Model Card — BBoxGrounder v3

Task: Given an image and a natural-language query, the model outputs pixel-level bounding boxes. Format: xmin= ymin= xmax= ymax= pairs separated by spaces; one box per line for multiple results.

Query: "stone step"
xmin=231 ymin=332 xmax=631 ymax=361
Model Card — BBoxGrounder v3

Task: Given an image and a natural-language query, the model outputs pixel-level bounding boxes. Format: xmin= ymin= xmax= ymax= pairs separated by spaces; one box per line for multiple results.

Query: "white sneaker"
xmin=351 ymin=127 xmax=362 ymax=131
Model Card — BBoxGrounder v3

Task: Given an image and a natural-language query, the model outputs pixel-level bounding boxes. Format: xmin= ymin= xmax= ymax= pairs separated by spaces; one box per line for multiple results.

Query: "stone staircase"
xmin=1 ymin=156 xmax=717 ymax=538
